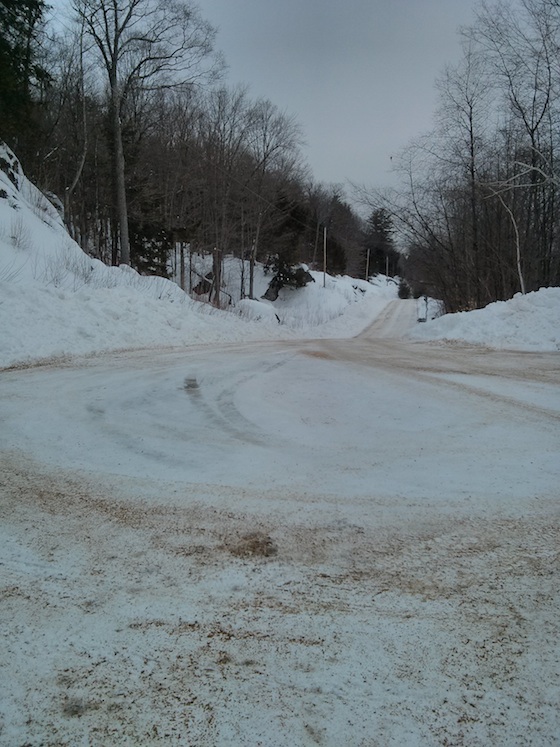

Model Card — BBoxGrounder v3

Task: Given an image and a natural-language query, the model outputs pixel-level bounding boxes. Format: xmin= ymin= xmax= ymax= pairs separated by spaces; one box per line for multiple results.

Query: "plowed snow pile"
xmin=410 ymin=288 xmax=560 ymax=351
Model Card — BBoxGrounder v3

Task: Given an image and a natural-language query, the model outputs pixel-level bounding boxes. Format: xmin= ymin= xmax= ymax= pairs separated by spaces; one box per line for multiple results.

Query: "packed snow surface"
xmin=1 ymin=145 xmax=559 ymax=745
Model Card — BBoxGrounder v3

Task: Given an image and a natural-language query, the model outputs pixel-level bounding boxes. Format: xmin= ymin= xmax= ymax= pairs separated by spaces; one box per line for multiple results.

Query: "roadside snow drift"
xmin=410 ymin=288 xmax=560 ymax=351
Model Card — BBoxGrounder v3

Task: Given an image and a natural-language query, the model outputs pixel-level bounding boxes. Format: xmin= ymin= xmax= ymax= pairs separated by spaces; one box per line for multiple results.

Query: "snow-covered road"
xmin=1 ymin=299 xmax=559 ymax=745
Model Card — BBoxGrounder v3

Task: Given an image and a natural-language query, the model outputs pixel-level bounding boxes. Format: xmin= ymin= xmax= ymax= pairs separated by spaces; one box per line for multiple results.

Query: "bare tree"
xmin=197 ymin=85 xmax=253 ymax=306
xmin=471 ymin=0 xmax=558 ymax=287
xmin=435 ymin=38 xmax=493 ymax=306
xmin=73 ymin=0 xmax=218 ymax=265
xmin=355 ymin=0 xmax=560 ymax=310
xmin=244 ymin=98 xmax=304 ymax=297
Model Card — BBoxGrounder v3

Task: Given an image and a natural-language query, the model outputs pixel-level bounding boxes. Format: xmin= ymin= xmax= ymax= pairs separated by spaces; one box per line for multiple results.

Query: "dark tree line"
xmin=0 ymin=0 xmax=51 ymax=163
xmin=361 ymin=0 xmax=560 ymax=312
xmin=1 ymin=0 xmax=394 ymax=306
xmin=12 ymin=1 xmax=557 ymax=315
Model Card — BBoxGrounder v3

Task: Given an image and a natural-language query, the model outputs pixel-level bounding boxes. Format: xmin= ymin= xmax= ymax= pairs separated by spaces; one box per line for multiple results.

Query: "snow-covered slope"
xmin=0 ymin=144 xmax=395 ymax=368
xmin=410 ymin=289 xmax=560 ymax=351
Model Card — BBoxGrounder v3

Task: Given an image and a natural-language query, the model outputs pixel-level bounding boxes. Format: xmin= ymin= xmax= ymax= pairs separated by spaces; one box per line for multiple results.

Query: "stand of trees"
xmin=5 ymin=1 xmax=560 ymax=313
xmin=361 ymin=0 xmax=560 ymax=312
xmin=0 ymin=0 xmax=376 ymax=304
xmin=0 ymin=0 xmax=51 ymax=163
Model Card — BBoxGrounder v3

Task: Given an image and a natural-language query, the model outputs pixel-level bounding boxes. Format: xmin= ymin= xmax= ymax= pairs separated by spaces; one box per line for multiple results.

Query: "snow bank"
xmin=0 ymin=282 xmax=286 ymax=368
xmin=410 ymin=289 xmax=560 ymax=351
xmin=272 ymin=272 xmax=394 ymax=328
xmin=0 ymin=144 xmax=396 ymax=368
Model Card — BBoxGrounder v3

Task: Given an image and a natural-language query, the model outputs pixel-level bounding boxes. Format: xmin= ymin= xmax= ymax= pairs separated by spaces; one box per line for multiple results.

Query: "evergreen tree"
xmin=0 ymin=0 xmax=50 ymax=154
xmin=129 ymin=219 xmax=172 ymax=277
xmin=267 ymin=190 xmax=309 ymax=270
xmin=363 ymin=208 xmax=399 ymax=277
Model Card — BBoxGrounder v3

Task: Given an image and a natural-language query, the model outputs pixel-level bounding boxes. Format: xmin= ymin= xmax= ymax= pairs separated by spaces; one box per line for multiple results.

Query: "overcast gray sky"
xmin=49 ymin=0 xmax=482 ymax=190
xmin=197 ymin=0 xmax=481 ymax=190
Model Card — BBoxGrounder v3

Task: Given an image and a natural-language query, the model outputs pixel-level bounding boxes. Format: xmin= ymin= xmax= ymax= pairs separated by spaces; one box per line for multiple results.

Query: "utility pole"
xmin=365 ymin=247 xmax=370 ymax=280
xmin=312 ymin=220 xmax=320 ymax=267
xmin=323 ymin=226 xmax=327 ymax=288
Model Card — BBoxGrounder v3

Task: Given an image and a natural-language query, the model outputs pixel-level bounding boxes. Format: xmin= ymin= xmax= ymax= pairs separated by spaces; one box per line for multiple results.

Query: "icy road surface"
xmin=1 ymin=300 xmax=559 ymax=746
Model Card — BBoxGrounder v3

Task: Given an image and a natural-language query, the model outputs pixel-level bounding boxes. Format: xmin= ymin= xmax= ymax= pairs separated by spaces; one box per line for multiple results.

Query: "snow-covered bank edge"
xmin=0 ymin=278 xmax=397 ymax=370
xmin=409 ymin=288 xmax=560 ymax=352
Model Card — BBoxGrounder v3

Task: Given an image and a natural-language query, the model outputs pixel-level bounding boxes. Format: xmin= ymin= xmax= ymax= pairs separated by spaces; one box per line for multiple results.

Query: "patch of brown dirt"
xmin=301 ymin=350 xmax=333 ymax=360
xmin=226 ymin=531 xmax=278 ymax=558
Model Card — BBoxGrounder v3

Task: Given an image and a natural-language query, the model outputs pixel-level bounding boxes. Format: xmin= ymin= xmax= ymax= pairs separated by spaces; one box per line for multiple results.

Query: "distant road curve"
xmin=357 ymin=298 xmax=418 ymax=340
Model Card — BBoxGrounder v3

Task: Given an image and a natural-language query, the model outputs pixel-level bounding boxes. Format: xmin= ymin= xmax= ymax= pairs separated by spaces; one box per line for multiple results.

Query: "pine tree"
xmin=0 ymin=0 xmax=50 ymax=152
xmin=363 ymin=208 xmax=399 ymax=277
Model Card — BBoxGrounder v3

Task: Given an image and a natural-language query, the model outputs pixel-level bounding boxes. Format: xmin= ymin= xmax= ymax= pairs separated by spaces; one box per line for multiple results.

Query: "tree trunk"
xmin=249 ymin=243 xmax=255 ymax=299
xmin=189 ymin=245 xmax=193 ymax=293
xmin=180 ymin=242 xmax=185 ymax=290
xmin=249 ymin=213 xmax=262 ymax=299
xmin=112 ymin=92 xmax=130 ymax=266
xmin=496 ymin=193 xmax=526 ymax=295
xmin=468 ymin=107 xmax=480 ymax=307
xmin=212 ymin=247 xmax=222 ymax=308
xmin=64 ymin=20 xmax=88 ymax=235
